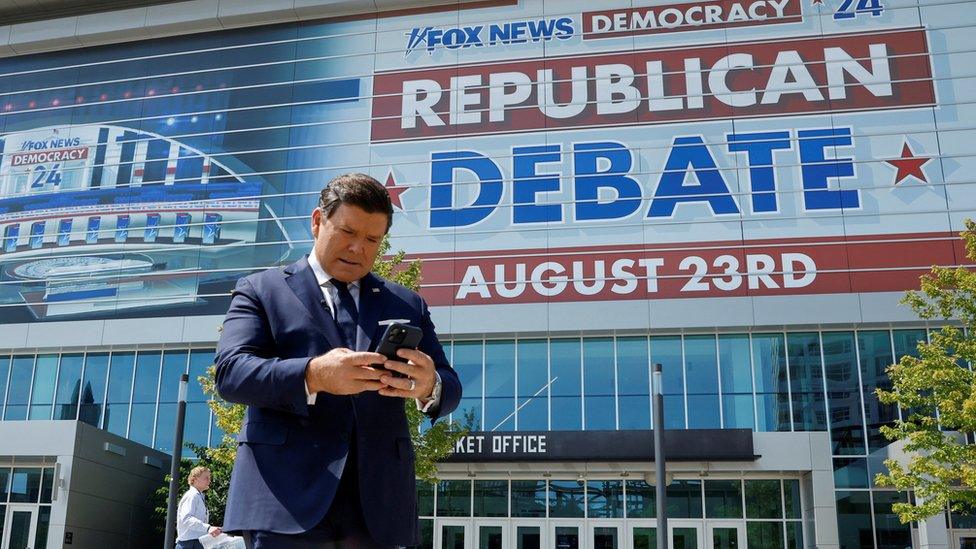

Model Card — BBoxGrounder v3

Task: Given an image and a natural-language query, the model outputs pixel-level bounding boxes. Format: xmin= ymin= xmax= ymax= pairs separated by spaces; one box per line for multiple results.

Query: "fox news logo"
xmin=405 ymin=17 xmax=574 ymax=55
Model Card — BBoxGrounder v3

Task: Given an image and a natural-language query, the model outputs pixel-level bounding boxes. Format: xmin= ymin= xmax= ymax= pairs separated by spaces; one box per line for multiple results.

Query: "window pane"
xmin=551 ymin=339 xmax=582 ymax=431
xmin=54 ymin=354 xmax=83 ymax=420
xmin=511 ymin=480 xmax=546 ymax=518
xmin=9 ymin=468 xmax=40 ymax=503
xmin=704 ymin=480 xmax=742 ymax=519
xmin=0 ymin=356 xmax=10 ymax=413
xmin=419 ymin=518 xmax=433 ymax=549
xmin=473 ymin=480 xmax=508 ymax=517
xmin=858 ymin=331 xmax=898 ymax=452
xmin=28 ymin=355 xmax=58 ymax=420
xmin=746 ymin=522 xmax=783 ymax=549
xmin=188 ymin=349 xmax=215 ymax=402
xmin=833 ymin=457 xmax=869 ymax=489
xmin=129 ymin=351 xmax=161 ymax=446
xmin=484 ymin=341 xmax=515 ymax=432
xmin=454 ymin=341 xmax=483 ymax=431
xmin=417 ymin=480 xmax=435 ymax=517
xmin=209 ymin=411 xmax=223 ymax=447
xmin=752 ymin=334 xmax=791 ymax=431
xmin=685 ymin=336 xmax=720 ymax=429
xmin=39 ymin=468 xmax=53 ymax=504
xmin=5 ymin=356 xmax=34 ymax=420
xmin=436 ymin=480 xmax=471 ymax=517
xmin=787 ymin=333 xmax=826 ymax=431
xmin=651 ymin=337 xmax=684 ymax=429
xmin=786 ymin=522 xmax=803 ymax=549
xmin=79 ymin=353 xmax=109 ymax=427
xmin=583 ymin=338 xmax=615 ymax=430
xmin=719 ymin=335 xmax=754 ymax=429
xmin=617 ymin=337 xmax=650 ymax=430
xmin=625 ymin=480 xmax=656 ymax=519
xmin=155 ymin=351 xmax=188 ymax=453
xmin=0 ymin=468 xmax=9 ymax=501
xmin=836 ymin=491 xmax=873 ymax=549
xmin=586 ymin=480 xmax=622 ymax=518
xmin=666 ymin=480 xmax=702 ymax=518
xmin=105 ymin=352 xmax=135 ymax=437
xmin=35 ymin=506 xmax=50 ymax=549
xmin=549 ymin=480 xmax=585 ymax=518
xmin=892 ymin=329 xmax=926 ymax=360
xmin=517 ymin=339 xmax=548 ymax=431
xmin=745 ymin=480 xmax=782 ymax=519
xmin=184 ymin=402 xmax=210 ymax=450
xmin=873 ymin=491 xmax=911 ymax=549
xmin=822 ymin=332 xmax=866 ymax=455
xmin=784 ymin=480 xmax=801 ymax=519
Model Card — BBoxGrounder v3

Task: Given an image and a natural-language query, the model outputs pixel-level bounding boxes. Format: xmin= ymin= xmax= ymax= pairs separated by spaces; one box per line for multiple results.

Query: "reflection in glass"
xmin=105 ymin=352 xmax=135 ymax=436
xmin=8 ymin=510 xmax=31 ymax=549
xmin=592 ymin=526 xmax=617 ymax=549
xmin=39 ymin=468 xmax=53 ymax=503
xmin=651 ymin=337 xmax=684 ymax=429
xmin=437 ymin=480 xmax=471 ymax=517
xmin=685 ymin=335 xmax=720 ymax=428
xmin=441 ymin=525 xmax=465 ymax=549
xmin=632 ymin=527 xmax=656 ymax=549
xmin=551 ymin=339 xmax=582 ymax=431
xmin=417 ymin=480 xmax=435 ymax=517
xmin=719 ymin=335 xmax=754 ymax=429
xmin=787 ymin=333 xmax=826 ymax=431
xmin=549 ymin=480 xmax=585 ymax=518
xmin=28 ymin=354 xmax=58 ymax=420
xmin=671 ymin=527 xmax=698 ymax=549
xmin=36 ymin=505 xmax=50 ymax=548
xmin=511 ymin=480 xmax=546 ymax=518
xmin=822 ymin=332 xmax=867 ymax=454
xmin=79 ymin=353 xmax=108 ymax=427
xmin=873 ymin=491 xmax=911 ymax=549
xmin=129 ymin=351 xmax=161 ymax=446
xmin=786 ymin=522 xmax=803 ymax=549
xmin=0 ymin=468 xmax=9 ymax=500
xmin=836 ymin=490 xmax=873 ymax=549
xmin=0 ymin=356 xmax=9 ymax=414
xmin=517 ymin=526 xmax=541 ymax=549
xmin=517 ymin=340 xmax=548 ymax=431
xmin=420 ymin=519 xmax=433 ymax=549
xmin=9 ymin=468 xmax=40 ymax=503
xmin=473 ymin=480 xmax=507 ymax=517
xmin=484 ymin=341 xmax=515 ymax=431
xmin=711 ymin=527 xmax=739 ymax=549
xmin=625 ymin=480 xmax=656 ymax=519
xmin=53 ymin=354 xmax=83 ymax=420
xmin=586 ymin=480 xmax=623 ymax=518
xmin=746 ymin=522 xmax=783 ymax=549
xmin=616 ymin=337 xmax=650 ymax=429
xmin=455 ymin=341 xmax=483 ymax=431
xmin=752 ymin=334 xmax=790 ymax=431
xmin=666 ymin=480 xmax=702 ymax=518
xmin=583 ymin=338 xmax=615 ymax=430
xmin=704 ymin=479 xmax=742 ymax=518
xmin=5 ymin=356 xmax=34 ymax=420
xmin=833 ymin=457 xmax=869 ymax=489
xmin=745 ymin=480 xmax=782 ymax=519
xmin=479 ymin=525 xmax=503 ymax=549
xmin=857 ymin=331 xmax=898 ymax=452
xmin=784 ymin=479 xmax=801 ymax=519
xmin=554 ymin=526 xmax=580 ymax=549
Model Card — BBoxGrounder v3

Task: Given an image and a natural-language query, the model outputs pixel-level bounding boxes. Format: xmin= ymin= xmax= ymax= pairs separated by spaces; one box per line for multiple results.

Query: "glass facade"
xmin=0 ymin=466 xmax=54 ymax=548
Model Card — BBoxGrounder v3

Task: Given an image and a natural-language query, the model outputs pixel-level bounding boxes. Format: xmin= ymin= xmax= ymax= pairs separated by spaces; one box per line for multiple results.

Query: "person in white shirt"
xmin=176 ymin=466 xmax=222 ymax=548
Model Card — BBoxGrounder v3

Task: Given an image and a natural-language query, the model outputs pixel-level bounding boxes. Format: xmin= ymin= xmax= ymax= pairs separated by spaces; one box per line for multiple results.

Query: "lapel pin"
xmin=372 ymin=288 xmax=380 ymax=293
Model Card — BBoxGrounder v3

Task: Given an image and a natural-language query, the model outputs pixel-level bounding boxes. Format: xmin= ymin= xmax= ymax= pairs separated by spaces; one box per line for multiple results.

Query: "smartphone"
xmin=373 ymin=322 xmax=422 ymax=373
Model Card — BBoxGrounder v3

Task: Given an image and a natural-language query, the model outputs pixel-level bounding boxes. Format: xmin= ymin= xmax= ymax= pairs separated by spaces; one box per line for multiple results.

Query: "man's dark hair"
xmin=318 ymin=173 xmax=394 ymax=232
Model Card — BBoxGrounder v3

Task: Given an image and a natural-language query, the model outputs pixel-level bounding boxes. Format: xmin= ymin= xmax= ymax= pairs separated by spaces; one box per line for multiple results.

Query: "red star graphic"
xmin=384 ymin=171 xmax=410 ymax=210
xmin=886 ymin=142 xmax=931 ymax=185
xmin=811 ymin=0 xmax=824 ymax=5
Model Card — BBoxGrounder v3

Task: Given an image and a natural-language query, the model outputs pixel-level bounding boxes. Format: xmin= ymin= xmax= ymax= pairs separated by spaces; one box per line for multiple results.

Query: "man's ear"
xmin=311 ymin=207 xmax=322 ymax=238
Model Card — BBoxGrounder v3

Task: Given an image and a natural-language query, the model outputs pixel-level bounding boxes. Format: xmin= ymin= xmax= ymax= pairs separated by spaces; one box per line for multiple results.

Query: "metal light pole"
xmin=652 ymin=363 xmax=667 ymax=549
xmin=164 ymin=373 xmax=189 ymax=549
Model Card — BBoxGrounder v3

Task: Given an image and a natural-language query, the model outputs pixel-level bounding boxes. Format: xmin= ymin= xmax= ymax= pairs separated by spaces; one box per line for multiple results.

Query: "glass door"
xmin=590 ymin=520 xmax=624 ymax=549
xmin=551 ymin=520 xmax=583 ymax=549
xmin=668 ymin=520 xmax=703 ymax=549
xmin=475 ymin=520 xmax=508 ymax=549
xmin=511 ymin=520 xmax=545 ymax=549
xmin=2 ymin=505 xmax=37 ymax=549
xmin=706 ymin=521 xmax=744 ymax=549
xmin=628 ymin=520 xmax=657 ymax=549
xmin=952 ymin=530 xmax=976 ymax=549
xmin=436 ymin=519 xmax=471 ymax=549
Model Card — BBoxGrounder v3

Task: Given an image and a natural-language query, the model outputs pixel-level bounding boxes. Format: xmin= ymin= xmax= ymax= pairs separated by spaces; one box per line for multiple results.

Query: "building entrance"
xmin=1 ymin=504 xmax=38 ymax=549
xmin=952 ymin=530 xmax=976 ymax=548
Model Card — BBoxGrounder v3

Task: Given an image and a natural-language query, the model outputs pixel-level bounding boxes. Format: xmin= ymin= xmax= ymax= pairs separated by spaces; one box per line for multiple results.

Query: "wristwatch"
xmin=418 ymin=372 xmax=443 ymax=413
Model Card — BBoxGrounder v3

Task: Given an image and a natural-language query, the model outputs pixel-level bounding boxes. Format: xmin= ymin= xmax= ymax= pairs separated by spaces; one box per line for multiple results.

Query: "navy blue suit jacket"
xmin=214 ymin=257 xmax=461 ymax=544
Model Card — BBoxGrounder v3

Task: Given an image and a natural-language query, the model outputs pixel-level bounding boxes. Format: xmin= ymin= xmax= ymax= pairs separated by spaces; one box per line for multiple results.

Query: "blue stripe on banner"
xmin=44 ymin=287 xmax=118 ymax=302
xmin=291 ymin=78 xmax=360 ymax=104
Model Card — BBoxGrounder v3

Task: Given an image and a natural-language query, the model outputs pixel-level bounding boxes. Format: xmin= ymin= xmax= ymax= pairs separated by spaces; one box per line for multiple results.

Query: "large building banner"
xmin=0 ymin=0 xmax=970 ymax=327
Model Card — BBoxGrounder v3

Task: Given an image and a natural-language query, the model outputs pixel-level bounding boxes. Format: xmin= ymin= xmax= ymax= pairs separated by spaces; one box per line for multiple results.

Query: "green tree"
xmin=875 ymin=219 xmax=976 ymax=522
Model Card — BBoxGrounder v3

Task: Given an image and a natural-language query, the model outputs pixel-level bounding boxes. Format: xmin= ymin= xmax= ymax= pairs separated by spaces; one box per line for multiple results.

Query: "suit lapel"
xmin=283 ymin=257 xmax=344 ymax=349
xmin=356 ymin=273 xmax=389 ymax=352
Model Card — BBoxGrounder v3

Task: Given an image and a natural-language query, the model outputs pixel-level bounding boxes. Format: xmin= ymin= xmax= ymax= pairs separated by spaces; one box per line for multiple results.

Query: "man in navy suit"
xmin=215 ymin=173 xmax=461 ymax=548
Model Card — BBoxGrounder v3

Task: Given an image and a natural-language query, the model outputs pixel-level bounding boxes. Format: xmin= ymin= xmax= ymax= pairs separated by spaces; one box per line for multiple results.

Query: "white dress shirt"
xmin=305 ymin=253 xmax=441 ymax=412
xmin=176 ymin=486 xmax=211 ymax=541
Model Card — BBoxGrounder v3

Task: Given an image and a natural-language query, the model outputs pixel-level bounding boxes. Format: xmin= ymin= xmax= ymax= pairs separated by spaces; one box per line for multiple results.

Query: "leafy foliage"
xmin=875 ymin=219 xmax=976 ymax=522
xmin=152 ymin=236 xmax=466 ymax=532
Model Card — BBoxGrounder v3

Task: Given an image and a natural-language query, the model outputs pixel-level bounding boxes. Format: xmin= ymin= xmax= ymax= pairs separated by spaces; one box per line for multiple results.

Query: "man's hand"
xmin=378 ymin=348 xmax=436 ymax=400
xmin=306 ymin=348 xmax=390 ymax=395
xmin=209 ymin=526 xmax=222 ymax=537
